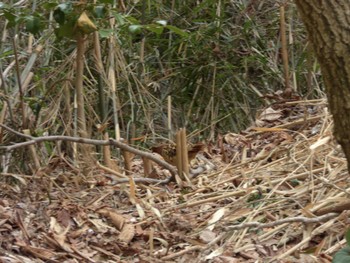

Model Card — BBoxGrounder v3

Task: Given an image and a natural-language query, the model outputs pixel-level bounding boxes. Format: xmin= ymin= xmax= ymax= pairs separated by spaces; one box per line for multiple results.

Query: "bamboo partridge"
xmin=151 ymin=143 xmax=204 ymax=165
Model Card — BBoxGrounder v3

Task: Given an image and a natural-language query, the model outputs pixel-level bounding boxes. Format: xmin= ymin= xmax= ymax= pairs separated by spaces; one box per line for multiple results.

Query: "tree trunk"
xmin=294 ymin=1 xmax=350 ymax=170
xmin=76 ymin=33 xmax=87 ymax=137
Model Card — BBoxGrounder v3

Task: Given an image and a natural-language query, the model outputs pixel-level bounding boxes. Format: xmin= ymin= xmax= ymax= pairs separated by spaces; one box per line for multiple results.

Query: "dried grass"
xmin=0 ymin=98 xmax=347 ymax=262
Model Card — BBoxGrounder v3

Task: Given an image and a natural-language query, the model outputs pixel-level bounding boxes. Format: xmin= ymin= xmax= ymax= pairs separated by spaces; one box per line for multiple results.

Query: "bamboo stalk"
xmin=122 ymin=149 xmax=132 ymax=175
xmin=13 ymin=36 xmax=27 ymax=129
xmin=142 ymin=156 xmax=153 ymax=177
xmin=280 ymin=4 xmax=291 ymax=97
xmin=180 ymin=128 xmax=189 ymax=177
xmin=23 ymin=129 xmax=40 ymax=171
xmin=75 ymin=33 xmax=87 ymax=137
xmin=167 ymin=96 xmax=172 ymax=140
xmin=175 ymin=130 xmax=183 ymax=179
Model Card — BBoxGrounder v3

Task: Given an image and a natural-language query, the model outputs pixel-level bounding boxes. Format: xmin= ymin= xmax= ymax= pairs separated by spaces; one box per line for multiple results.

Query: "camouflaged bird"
xmin=151 ymin=143 xmax=205 ymax=165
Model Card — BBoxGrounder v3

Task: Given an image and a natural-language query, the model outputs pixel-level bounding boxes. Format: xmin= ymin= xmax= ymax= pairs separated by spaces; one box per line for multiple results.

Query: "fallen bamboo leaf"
xmin=118 ymin=223 xmax=135 ymax=244
xmin=207 ymin=207 xmax=226 ymax=231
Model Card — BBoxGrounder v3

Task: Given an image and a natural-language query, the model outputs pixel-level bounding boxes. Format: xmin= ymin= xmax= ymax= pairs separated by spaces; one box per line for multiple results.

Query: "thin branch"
xmin=161 ymin=245 xmax=203 ymax=261
xmin=112 ymin=177 xmax=170 ymax=185
xmin=0 ymin=124 xmax=32 ymax=139
xmin=225 ymin=213 xmax=338 ymax=231
xmin=0 ymin=124 xmax=177 ymax=182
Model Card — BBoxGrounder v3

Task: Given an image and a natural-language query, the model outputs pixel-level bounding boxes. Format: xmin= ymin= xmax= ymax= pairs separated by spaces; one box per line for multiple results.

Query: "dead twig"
xmin=161 ymin=245 xmax=203 ymax=261
xmin=0 ymin=124 xmax=177 ymax=182
xmin=225 ymin=213 xmax=338 ymax=231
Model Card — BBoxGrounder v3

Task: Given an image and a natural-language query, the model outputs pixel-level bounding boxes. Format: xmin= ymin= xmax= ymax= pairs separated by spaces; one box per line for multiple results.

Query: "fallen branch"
xmin=111 ymin=177 xmax=170 ymax=185
xmin=0 ymin=124 xmax=177 ymax=182
xmin=161 ymin=245 xmax=203 ymax=261
xmin=225 ymin=212 xmax=338 ymax=231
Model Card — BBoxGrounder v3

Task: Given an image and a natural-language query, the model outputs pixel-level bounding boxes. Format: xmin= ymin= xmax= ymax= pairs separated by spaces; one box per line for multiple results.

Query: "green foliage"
xmin=53 ymin=3 xmax=73 ymax=25
xmin=24 ymin=96 xmax=45 ymax=117
xmin=332 ymin=229 xmax=350 ymax=263
xmin=0 ymin=0 xmax=322 ymax=168
xmin=0 ymin=2 xmax=45 ymax=34
xmin=165 ymin=25 xmax=189 ymax=37
xmin=25 ymin=15 xmax=43 ymax=34
xmin=0 ymin=1 xmax=106 ymax=39
xmin=98 ymin=28 xmax=113 ymax=38
xmin=128 ymin=24 xmax=142 ymax=34
xmin=98 ymin=0 xmax=113 ymax=4
xmin=53 ymin=3 xmax=98 ymax=39
xmin=0 ymin=3 xmax=16 ymax=26
xmin=333 ymin=246 xmax=350 ymax=263
xmin=54 ymin=18 xmax=76 ymax=39
xmin=93 ymin=5 xmax=106 ymax=18
xmin=247 ymin=192 xmax=263 ymax=204
xmin=346 ymin=228 xmax=350 ymax=246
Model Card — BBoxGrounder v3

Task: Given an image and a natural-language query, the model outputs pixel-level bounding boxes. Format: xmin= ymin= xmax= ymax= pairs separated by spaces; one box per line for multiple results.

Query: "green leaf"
xmin=55 ymin=20 xmax=76 ymax=39
xmin=144 ymin=24 xmax=164 ymax=35
xmin=166 ymin=25 xmax=189 ymax=37
xmin=128 ymin=24 xmax=142 ymax=34
xmin=289 ymin=179 xmax=300 ymax=186
xmin=53 ymin=7 xmax=65 ymax=24
xmin=25 ymin=15 xmax=42 ymax=34
xmin=53 ymin=2 xmax=73 ymax=24
xmin=156 ymin=20 xmax=167 ymax=26
xmin=24 ymin=97 xmax=43 ymax=116
xmin=42 ymin=2 xmax=58 ymax=10
xmin=192 ymin=0 xmax=211 ymax=15
xmin=94 ymin=5 xmax=106 ymax=18
xmin=0 ymin=49 xmax=12 ymax=59
xmin=124 ymin=16 xmax=140 ymax=25
xmin=98 ymin=28 xmax=113 ymax=38
xmin=113 ymin=12 xmax=125 ymax=26
xmin=333 ymin=246 xmax=350 ymax=263
xmin=3 ymin=9 xmax=17 ymax=27
xmin=346 ymin=229 xmax=350 ymax=246
xmin=56 ymin=3 xmax=72 ymax=13
xmin=98 ymin=0 xmax=113 ymax=3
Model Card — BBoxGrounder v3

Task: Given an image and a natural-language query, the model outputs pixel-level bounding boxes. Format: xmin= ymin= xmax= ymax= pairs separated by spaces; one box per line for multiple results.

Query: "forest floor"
xmin=0 ymin=98 xmax=347 ymax=263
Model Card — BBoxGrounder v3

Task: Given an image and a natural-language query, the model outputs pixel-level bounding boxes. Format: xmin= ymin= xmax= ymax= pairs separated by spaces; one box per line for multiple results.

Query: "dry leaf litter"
xmin=0 ymin=99 xmax=348 ymax=263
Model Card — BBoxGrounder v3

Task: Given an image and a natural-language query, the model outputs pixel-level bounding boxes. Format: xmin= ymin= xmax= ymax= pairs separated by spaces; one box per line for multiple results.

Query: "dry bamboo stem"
xmin=181 ymin=128 xmax=190 ymax=177
xmin=176 ymin=130 xmax=183 ymax=179
xmin=23 ymin=129 xmax=40 ymax=171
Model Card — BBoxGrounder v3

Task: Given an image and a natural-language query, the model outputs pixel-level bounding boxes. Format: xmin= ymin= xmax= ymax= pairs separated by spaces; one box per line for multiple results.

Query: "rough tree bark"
xmin=294 ymin=1 xmax=350 ymax=170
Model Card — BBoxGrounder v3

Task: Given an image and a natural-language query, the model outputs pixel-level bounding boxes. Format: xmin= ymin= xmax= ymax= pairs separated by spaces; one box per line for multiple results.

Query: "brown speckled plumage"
xmin=151 ymin=143 xmax=204 ymax=165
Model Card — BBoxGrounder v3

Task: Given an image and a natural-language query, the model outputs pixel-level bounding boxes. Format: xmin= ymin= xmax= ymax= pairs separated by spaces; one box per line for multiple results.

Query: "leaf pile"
xmin=0 ymin=98 xmax=348 ymax=262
